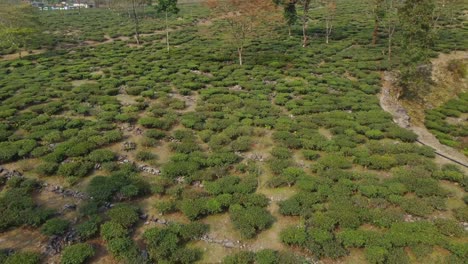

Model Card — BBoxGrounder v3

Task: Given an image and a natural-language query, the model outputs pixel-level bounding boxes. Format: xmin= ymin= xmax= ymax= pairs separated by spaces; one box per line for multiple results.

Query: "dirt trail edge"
xmin=379 ymin=71 xmax=468 ymax=173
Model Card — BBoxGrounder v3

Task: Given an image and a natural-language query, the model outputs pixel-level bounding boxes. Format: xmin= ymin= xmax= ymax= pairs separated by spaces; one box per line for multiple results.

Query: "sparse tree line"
xmin=0 ymin=0 xmax=454 ymax=98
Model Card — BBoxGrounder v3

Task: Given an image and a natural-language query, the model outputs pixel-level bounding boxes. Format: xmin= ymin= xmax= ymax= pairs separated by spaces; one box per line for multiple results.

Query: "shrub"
xmin=136 ymin=151 xmax=157 ymax=161
xmin=280 ymin=226 xmax=307 ymax=246
xmin=271 ymin=147 xmax=292 ymax=159
xmin=230 ymin=205 xmax=274 ymax=238
xmin=365 ymin=130 xmax=384 ymax=140
xmin=76 ymin=216 xmax=101 ymax=240
xmin=100 ymin=221 xmax=127 ymax=241
xmin=60 ymin=243 xmax=95 ymax=264
xmin=57 ymin=161 xmax=93 ymax=178
xmin=365 ymin=246 xmax=388 ymax=264
xmin=107 ymin=237 xmax=141 ymax=262
xmin=106 ymin=205 xmax=139 ymax=228
xmin=4 ymin=252 xmax=41 ymax=264
xmin=223 ymin=251 xmax=255 ymax=264
xmin=35 ymin=162 xmax=59 ymax=176
xmin=87 ymin=149 xmax=116 ymax=163
xmin=155 ymin=200 xmax=177 ymax=215
xmin=143 ymin=223 xmax=206 ymax=263
xmin=453 ymin=207 xmax=468 ymax=222
xmin=434 ymin=218 xmax=464 ymax=237
xmin=386 ymin=126 xmax=418 ymax=142
xmin=302 ymin=150 xmax=320 ymax=160
xmin=0 ymin=187 xmax=53 ymax=231
xmin=41 ymin=218 xmax=70 ymax=236
xmin=145 ymin=129 xmax=166 ymax=139
xmin=400 ymin=198 xmax=433 ymax=217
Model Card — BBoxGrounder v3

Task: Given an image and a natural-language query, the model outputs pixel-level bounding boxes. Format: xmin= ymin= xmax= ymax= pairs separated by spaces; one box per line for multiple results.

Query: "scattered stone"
xmin=63 ymin=204 xmax=77 ymax=211
xmin=263 ymin=80 xmax=277 ymax=85
xmin=229 ymin=84 xmax=243 ymax=91
xmin=246 ymin=153 xmax=265 ymax=162
xmin=138 ymin=164 xmax=161 ymax=175
xmin=43 ymin=230 xmax=79 ymax=256
xmin=122 ymin=141 xmax=137 ymax=151
xmin=176 ymin=177 xmax=185 ymax=184
xmin=139 ymin=214 xmax=148 ymax=220
xmin=463 ymin=222 xmax=468 ymax=232
xmin=0 ymin=168 xmax=24 ymax=180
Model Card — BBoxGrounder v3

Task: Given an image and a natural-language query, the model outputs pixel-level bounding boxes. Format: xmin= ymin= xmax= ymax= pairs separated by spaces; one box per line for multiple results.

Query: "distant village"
xmin=29 ymin=1 xmax=95 ymax=10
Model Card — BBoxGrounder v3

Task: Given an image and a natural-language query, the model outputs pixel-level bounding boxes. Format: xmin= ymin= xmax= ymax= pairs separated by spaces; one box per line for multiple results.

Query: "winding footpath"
xmin=379 ymin=71 xmax=468 ymax=174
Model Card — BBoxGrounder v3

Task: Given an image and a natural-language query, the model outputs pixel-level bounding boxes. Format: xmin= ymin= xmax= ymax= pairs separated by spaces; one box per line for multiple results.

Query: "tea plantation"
xmin=0 ymin=1 xmax=467 ymax=264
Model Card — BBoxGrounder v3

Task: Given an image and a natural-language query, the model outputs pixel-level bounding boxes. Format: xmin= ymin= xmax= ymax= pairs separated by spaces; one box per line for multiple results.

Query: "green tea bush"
xmin=230 ymin=204 xmax=275 ymax=238
xmin=60 ymin=243 xmax=95 ymax=264
xmin=41 ymin=218 xmax=70 ymax=236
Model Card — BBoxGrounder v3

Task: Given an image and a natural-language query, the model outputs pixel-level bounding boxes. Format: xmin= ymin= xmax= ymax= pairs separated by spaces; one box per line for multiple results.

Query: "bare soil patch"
xmin=379 ymin=51 xmax=468 ymax=173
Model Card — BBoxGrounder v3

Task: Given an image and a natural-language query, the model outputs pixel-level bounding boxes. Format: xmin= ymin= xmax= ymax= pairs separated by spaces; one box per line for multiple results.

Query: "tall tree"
xmin=284 ymin=1 xmax=298 ymax=37
xmin=113 ymin=0 xmax=146 ymax=44
xmin=398 ymin=0 xmax=437 ymax=98
xmin=0 ymin=2 xmax=41 ymax=58
xmin=300 ymin=0 xmax=312 ymax=47
xmin=380 ymin=0 xmax=399 ymax=61
xmin=156 ymin=0 xmax=179 ymax=52
xmin=274 ymin=0 xmax=298 ymax=37
xmin=369 ymin=0 xmax=385 ymax=45
xmin=321 ymin=0 xmax=336 ymax=44
xmin=207 ymin=0 xmax=281 ymax=65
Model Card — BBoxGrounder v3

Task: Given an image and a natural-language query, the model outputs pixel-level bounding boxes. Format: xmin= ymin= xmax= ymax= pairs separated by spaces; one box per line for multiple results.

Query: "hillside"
xmin=0 ymin=1 xmax=467 ymax=264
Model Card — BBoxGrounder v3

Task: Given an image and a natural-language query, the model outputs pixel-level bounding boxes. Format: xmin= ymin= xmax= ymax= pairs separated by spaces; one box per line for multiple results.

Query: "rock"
xmin=63 ymin=204 xmax=77 ymax=211
xmin=122 ymin=141 xmax=137 ymax=151
xmin=139 ymin=214 xmax=148 ymax=220
xmin=229 ymin=84 xmax=243 ymax=91
xmin=224 ymin=241 xmax=234 ymax=248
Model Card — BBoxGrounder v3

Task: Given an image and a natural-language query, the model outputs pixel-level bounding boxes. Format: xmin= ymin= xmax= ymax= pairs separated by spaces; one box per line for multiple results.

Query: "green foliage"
xmin=4 ymin=252 xmax=41 ymax=264
xmin=100 ymin=221 xmax=127 ymax=241
xmin=106 ymin=205 xmax=139 ymax=227
xmin=0 ymin=186 xmax=53 ymax=231
xmin=143 ymin=222 xmax=207 ymax=263
xmin=60 ymin=243 xmax=95 ymax=264
xmin=365 ymin=246 xmax=388 ymax=264
xmin=230 ymin=204 xmax=275 ymax=238
xmin=41 ymin=218 xmax=70 ymax=236
xmin=76 ymin=216 xmax=101 ymax=240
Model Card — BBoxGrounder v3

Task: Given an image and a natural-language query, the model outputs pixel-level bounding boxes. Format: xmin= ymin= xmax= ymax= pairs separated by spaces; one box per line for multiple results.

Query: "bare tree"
xmin=300 ymin=0 xmax=312 ymax=47
xmin=207 ymin=0 xmax=282 ymax=65
xmin=156 ymin=0 xmax=179 ymax=52
xmin=113 ymin=0 xmax=146 ymax=44
xmin=321 ymin=0 xmax=336 ymax=44
xmin=380 ymin=0 xmax=399 ymax=61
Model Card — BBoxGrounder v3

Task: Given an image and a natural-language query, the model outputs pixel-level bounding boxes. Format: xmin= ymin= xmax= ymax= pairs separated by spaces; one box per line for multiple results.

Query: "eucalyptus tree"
xmin=156 ymin=0 xmax=179 ymax=52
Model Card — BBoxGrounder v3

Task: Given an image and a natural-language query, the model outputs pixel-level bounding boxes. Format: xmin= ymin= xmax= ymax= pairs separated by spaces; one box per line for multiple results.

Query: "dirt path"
xmin=380 ymin=71 xmax=468 ymax=173
xmin=0 ymin=49 xmax=47 ymax=61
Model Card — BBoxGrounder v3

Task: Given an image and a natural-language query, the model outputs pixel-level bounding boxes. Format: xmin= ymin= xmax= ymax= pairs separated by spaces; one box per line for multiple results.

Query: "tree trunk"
xmin=288 ymin=25 xmax=291 ymax=37
xmin=302 ymin=0 xmax=310 ymax=47
xmin=302 ymin=22 xmax=307 ymax=47
xmin=325 ymin=20 xmax=329 ymax=44
xmin=372 ymin=19 xmax=378 ymax=45
xmin=165 ymin=11 xmax=170 ymax=52
xmin=78 ymin=0 xmax=81 ymax=15
xmin=388 ymin=27 xmax=394 ymax=62
xmin=238 ymin=47 xmax=243 ymax=66
xmin=131 ymin=0 xmax=140 ymax=45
